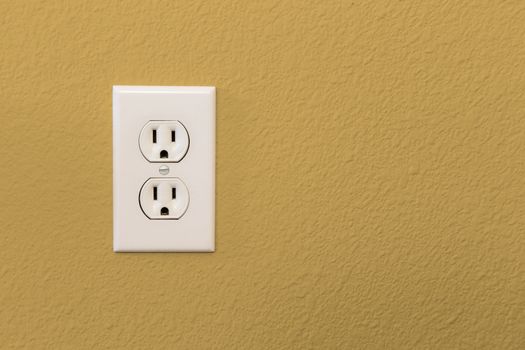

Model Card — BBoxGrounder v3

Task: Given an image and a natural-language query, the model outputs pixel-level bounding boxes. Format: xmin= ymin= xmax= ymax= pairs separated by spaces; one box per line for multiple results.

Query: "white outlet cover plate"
xmin=113 ymin=86 xmax=215 ymax=252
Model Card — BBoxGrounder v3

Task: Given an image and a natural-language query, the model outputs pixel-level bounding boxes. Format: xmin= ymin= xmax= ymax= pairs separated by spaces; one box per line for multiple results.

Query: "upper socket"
xmin=139 ymin=120 xmax=189 ymax=162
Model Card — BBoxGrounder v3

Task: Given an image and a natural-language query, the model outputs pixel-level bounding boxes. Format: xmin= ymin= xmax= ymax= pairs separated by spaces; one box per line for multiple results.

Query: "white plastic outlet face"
xmin=113 ymin=86 xmax=215 ymax=252
xmin=139 ymin=177 xmax=189 ymax=220
xmin=139 ymin=120 xmax=189 ymax=162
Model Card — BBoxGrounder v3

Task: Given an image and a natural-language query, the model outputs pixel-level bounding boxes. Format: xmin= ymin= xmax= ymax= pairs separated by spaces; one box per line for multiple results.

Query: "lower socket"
xmin=139 ymin=177 xmax=189 ymax=220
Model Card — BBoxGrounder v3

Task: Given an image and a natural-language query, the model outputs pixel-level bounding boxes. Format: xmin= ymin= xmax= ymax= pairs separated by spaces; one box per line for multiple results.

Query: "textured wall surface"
xmin=1 ymin=1 xmax=524 ymax=349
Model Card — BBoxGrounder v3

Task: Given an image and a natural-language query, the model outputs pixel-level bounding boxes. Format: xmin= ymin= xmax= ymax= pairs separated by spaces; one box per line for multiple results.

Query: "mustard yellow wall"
xmin=1 ymin=1 xmax=524 ymax=349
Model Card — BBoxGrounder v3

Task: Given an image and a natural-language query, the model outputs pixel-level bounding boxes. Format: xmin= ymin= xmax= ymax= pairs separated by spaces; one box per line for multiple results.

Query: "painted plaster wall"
xmin=0 ymin=1 xmax=524 ymax=348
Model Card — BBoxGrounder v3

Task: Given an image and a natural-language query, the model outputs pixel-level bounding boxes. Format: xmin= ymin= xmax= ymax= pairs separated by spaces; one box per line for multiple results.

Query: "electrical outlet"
xmin=113 ymin=86 xmax=215 ymax=252
xmin=139 ymin=120 xmax=189 ymax=162
xmin=139 ymin=177 xmax=190 ymax=219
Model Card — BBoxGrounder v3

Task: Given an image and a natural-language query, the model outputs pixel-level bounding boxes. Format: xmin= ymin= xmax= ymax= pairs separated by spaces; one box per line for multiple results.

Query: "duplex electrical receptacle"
xmin=113 ymin=86 xmax=215 ymax=252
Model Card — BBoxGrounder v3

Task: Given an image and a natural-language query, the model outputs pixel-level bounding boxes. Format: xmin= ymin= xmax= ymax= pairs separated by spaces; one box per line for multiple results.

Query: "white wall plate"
xmin=113 ymin=86 xmax=215 ymax=252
